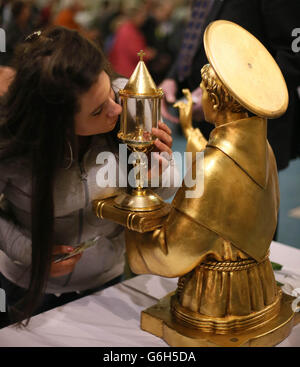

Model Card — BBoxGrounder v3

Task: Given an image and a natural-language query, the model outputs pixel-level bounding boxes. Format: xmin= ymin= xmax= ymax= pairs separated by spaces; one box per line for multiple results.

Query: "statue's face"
xmin=200 ymin=82 xmax=215 ymax=124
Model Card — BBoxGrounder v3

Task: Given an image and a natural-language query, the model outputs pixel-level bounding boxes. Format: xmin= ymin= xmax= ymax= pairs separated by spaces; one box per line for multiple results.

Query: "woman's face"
xmin=74 ymin=71 xmax=122 ymax=136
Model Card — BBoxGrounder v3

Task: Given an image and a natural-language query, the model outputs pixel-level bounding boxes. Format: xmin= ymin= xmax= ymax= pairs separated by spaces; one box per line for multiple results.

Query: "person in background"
xmin=0 ymin=66 xmax=14 ymax=95
xmin=0 ymin=0 xmax=33 ymax=66
xmin=0 ymin=0 xmax=12 ymax=28
xmin=38 ymin=0 xmax=59 ymax=29
xmin=53 ymin=0 xmax=82 ymax=31
xmin=90 ymin=0 xmax=122 ymax=51
xmin=141 ymin=0 xmax=175 ymax=84
xmin=108 ymin=5 xmax=156 ymax=78
xmin=53 ymin=0 xmax=98 ymax=40
xmin=28 ymin=0 xmax=41 ymax=29
xmin=160 ymin=0 xmax=300 ymax=172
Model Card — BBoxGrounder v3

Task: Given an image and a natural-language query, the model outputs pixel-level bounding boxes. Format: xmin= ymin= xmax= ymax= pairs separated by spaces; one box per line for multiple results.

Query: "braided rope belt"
xmin=198 ymin=258 xmax=258 ymax=272
xmin=197 ymin=252 xmax=270 ymax=272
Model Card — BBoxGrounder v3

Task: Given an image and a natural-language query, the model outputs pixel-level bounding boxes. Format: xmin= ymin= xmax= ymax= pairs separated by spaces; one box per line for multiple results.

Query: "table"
xmin=0 ymin=241 xmax=299 ymax=347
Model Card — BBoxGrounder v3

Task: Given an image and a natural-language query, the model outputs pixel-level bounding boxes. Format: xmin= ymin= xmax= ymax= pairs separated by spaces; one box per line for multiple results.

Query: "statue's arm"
xmin=186 ymin=127 xmax=208 ymax=156
xmin=174 ymin=89 xmax=208 ymax=155
xmin=125 ymin=207 xmax=219 ymax=278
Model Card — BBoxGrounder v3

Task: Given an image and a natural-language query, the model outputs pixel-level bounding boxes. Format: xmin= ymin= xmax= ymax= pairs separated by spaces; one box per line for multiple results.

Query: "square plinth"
xmin=141 ymin=292 xmax=299 ymax=347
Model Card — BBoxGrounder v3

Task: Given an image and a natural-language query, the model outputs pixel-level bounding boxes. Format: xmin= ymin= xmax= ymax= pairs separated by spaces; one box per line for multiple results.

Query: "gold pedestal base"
xmin=114 ymin=188 xmax=164 ymax=212
xmin=141 ymin=292 xmax=300 ymax=347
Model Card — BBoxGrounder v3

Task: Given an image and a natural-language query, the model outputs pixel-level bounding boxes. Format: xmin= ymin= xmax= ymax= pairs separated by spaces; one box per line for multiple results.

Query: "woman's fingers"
xmin=52 ymin=245 xmax=74 ymax=255
xmin=153 ymin=138 xmax=173 ymax=156
xmin=50 ymin=254 xmax=82 ymax=278
xmin=158 ymin=121 xmax=172 ymax=135
xmin=52 ymin=245 xmax=83 ymax=264
xmin=50 ymin=245 xmax=82 ymax=278
xmin=59 ymin=253 xmax=82 ymax=266
xmin=152 ymin=151 xmax=171 ymax=169
xmin=147 ymin=121 xmax=174 ymax=178
xmin=152 ymin=122 xmax=173 ymax=152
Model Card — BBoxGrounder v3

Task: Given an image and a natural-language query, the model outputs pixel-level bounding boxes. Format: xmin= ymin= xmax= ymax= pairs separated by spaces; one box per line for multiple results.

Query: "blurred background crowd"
xmin=0 ymin=0 xmax=187 ymax=84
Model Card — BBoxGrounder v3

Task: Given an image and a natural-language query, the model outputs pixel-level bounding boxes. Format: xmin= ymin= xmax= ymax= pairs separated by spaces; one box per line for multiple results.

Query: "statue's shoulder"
xmin=201 ymin=144 xmax=236 ymax=180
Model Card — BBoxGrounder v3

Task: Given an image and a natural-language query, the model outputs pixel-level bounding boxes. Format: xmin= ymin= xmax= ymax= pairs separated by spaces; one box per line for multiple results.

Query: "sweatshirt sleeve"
xmin=0 ymin=179 xmax=32 ymax=266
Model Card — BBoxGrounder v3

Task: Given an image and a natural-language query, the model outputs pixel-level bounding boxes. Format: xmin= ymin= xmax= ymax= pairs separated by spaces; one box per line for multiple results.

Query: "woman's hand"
xmin=148 ymin=121 xmax=174 ymax=179
xmin=191 ymin=87 xmax=204 ymax=122
xmin=50 ymin=245 xmax=82 ymax=278
xmin=152 ymin=121 xmax=173 ymax=156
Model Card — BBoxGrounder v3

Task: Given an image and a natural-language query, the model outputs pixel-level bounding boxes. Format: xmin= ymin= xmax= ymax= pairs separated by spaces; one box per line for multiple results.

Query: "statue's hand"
xmin=182 ymin=88 xmax=193 ymax=108
xmin=191 ymin=87 xmax=204 ymax=122
xmin=173 ymin=89 xmax=193 ymax=136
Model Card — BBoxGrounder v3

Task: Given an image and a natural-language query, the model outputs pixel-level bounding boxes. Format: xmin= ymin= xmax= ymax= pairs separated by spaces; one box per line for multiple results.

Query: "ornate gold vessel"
xmin=114 ymin=50 xmax=165 ymax=212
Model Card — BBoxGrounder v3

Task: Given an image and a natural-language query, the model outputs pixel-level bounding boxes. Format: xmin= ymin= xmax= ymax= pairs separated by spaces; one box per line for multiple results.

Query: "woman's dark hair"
xmin=0 ymin=26 xmax=110 ymax=325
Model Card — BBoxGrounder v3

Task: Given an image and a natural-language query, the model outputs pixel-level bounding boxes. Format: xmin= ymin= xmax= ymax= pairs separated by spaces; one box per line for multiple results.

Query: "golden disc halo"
xmin=203 ymin=20 xmax=288 ymax=118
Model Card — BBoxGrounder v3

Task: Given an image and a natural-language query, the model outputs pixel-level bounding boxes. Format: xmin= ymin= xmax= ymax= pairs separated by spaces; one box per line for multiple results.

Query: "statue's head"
xmin=200 ymin=64 xmax=247 ymax=124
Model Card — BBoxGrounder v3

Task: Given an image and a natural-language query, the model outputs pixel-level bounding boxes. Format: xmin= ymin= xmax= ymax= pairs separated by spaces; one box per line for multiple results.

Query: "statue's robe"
xmin=126 ymin=116 xmax=279 ymax=279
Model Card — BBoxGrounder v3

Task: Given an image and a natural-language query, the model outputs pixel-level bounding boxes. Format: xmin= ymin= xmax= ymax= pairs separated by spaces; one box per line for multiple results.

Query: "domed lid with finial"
xmin=119 ymin=50 xmax=163 ymax=98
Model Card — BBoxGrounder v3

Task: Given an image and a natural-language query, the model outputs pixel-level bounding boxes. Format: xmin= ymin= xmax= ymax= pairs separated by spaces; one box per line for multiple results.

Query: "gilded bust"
xmin=126 ymin=62 xmax=280 ymax=329
xmin=94 ymin=20 xmax=297 ymax=345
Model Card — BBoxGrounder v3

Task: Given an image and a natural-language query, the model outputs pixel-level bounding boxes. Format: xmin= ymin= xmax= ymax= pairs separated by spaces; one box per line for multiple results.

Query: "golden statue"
xmin=94 ymin=21 xmax=300 ymax=346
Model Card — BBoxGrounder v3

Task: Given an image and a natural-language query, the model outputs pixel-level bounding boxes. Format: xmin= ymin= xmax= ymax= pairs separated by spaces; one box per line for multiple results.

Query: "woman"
xmin=0 ymin=26 xmax=175 ymax=326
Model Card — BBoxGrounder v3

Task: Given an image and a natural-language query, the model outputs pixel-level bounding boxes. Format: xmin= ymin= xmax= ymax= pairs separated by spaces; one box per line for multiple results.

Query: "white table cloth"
xmin=0 ymin=241 xmax=299 ymax=347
